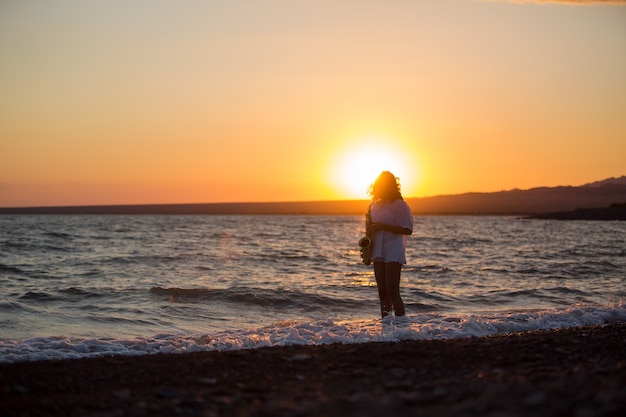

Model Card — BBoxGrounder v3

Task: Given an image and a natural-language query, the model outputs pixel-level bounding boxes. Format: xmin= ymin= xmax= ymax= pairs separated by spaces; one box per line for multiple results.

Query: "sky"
xmin=1 ymin=0 xmax=625 ymax=207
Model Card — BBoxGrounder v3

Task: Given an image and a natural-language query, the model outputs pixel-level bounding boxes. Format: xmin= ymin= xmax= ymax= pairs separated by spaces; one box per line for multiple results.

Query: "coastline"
xmin=2 ymin=323 xmax=625 ymax=417
xmin=524 ymin=205 xmax=626 ymax=221
xmin=2 ymin=179 xmax=625 ymax=216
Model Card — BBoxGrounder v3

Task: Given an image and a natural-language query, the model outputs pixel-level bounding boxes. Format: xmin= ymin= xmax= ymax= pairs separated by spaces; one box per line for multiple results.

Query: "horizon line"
xmin=2 ymin=175 xmax=624 ymax=211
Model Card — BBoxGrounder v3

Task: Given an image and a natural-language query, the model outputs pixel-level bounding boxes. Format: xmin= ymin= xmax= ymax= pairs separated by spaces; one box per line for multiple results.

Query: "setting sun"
xmin=328 ymin=136 xmax=420 ymax=200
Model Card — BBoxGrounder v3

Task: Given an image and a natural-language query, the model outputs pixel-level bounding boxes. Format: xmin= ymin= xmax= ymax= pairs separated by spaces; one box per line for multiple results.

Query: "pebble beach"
xmin=2 ymin=323 xmax=625 ymax=417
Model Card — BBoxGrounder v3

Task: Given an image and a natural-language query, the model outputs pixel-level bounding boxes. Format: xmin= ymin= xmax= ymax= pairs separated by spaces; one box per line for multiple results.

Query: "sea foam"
xmin=1 ymin=303 xmax=624 ymax=363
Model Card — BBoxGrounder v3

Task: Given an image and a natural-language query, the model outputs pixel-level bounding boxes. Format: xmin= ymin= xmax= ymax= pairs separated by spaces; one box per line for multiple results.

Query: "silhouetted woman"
xmin=368 ymin=171 xmax=413 ymax=318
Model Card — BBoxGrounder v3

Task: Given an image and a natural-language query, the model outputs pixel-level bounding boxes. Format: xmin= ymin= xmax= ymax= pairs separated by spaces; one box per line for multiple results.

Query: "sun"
xmin=329 ymin=137 xmax=419 ymax=199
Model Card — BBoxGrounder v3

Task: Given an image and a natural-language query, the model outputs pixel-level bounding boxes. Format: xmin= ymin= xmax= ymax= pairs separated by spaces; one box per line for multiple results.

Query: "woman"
xmin=368 ymin=171 xmax=413 ymax=318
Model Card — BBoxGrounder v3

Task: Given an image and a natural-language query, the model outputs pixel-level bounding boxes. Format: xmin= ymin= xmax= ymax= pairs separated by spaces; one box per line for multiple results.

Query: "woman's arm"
xmin=371 ymin=223 xmax=412 ymax=235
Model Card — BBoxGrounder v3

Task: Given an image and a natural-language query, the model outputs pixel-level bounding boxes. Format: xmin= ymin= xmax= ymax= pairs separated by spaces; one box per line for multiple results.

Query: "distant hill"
xmin=581 ymin=176 xmax=626 ymax=188
xmin=407 ymin=176 xmax=626 ymax=215
xmin=1 ymin=176 xmax=625 ymax=216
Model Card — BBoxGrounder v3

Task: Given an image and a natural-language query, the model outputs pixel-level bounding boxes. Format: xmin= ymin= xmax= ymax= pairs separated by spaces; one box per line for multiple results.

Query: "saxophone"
xmin=358 ymin=205 xmax=373 ymax=265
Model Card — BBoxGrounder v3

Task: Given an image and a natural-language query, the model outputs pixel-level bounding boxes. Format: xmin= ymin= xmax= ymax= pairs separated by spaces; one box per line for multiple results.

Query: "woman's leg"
xmin=373 ymin=261 xmax=392 ymax=317
xmin=385 ymin=262 xmax=405 ymax=316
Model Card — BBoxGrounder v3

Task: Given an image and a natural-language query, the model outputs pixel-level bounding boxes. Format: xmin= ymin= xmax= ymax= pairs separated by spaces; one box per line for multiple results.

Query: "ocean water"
xmin=1 ymin=214 xmax=625 ymax=363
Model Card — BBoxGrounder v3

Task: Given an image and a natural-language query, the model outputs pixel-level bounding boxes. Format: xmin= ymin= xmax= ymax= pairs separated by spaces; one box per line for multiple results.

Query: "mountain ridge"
xmin=581 ymin=176 xmax=626 ymax=188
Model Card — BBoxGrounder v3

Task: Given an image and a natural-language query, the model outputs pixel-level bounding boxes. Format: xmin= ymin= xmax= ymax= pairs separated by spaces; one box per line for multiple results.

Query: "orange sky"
xmin=1 ymin=0 xmax=625 ymax=207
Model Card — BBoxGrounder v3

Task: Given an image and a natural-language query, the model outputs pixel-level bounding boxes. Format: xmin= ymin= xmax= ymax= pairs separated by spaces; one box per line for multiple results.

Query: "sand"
xmin=2 ymin=323 xmax=625 ymax=417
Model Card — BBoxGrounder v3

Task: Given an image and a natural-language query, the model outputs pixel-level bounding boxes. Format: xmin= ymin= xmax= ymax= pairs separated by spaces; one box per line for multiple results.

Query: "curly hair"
xmin=369 ymin=171 xmax=403 ymax=203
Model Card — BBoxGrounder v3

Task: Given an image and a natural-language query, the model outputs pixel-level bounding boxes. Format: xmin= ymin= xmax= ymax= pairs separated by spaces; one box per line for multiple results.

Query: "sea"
xmin=1 ymin=214 xmax=625 ymax=363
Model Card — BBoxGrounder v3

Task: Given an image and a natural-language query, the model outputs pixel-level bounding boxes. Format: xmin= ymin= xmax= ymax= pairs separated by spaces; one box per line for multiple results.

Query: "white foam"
xmin=1 ymin=303 xmax=625 ymax=363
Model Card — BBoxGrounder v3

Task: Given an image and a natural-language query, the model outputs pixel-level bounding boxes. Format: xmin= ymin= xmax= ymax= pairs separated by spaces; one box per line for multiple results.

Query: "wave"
xmin=42 ymin=231 xmax=74 ymax=240
xmin=0 ymin=263 xmax=24 ymax=274
xmin=0 ymin=298 xmax=36 ymax=312
xmin=149 ymin=286 xmax=361 ymax=309
xmin=2 ymin=303 xmax=624 ymax=363
xmin=58 ymin=287 xmax=104 ymax=299
xmin=18 ymin=291 xmax=59 ymax=302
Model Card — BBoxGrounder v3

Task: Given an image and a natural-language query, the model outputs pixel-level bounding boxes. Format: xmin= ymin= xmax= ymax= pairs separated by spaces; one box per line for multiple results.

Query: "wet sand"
xmin=2 ymin=323 xmax=625 ymax=417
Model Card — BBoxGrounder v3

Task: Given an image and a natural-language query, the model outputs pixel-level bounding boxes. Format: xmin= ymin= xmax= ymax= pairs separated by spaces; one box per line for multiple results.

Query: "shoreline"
xmin=2 ymin=323 xmax=625 ymax=416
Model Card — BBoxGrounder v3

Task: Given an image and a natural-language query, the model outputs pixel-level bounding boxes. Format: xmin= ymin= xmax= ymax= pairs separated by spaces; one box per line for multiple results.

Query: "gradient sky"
xmin=1 ymin=0 xmax=625 ymax=207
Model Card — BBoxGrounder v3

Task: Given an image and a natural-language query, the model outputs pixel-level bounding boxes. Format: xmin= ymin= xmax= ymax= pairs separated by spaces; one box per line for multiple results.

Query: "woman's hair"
xmin=369 ymin=171 xmax=403 ymax=203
